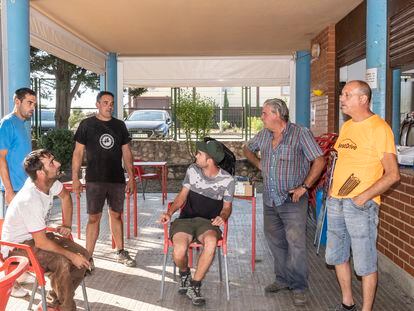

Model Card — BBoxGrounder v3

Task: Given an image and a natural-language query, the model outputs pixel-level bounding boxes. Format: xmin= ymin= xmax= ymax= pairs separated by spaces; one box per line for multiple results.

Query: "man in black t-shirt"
xmin=159 ymin=140 xmax=235 ymax=306
xmin=72 ymin=91 xmax=136 ymax=267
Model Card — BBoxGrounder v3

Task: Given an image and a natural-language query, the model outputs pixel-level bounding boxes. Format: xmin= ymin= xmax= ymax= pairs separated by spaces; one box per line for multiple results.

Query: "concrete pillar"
xmin=4 ymin=0 xmax=31 ymax=112
xmin=106 ymin=53 xmax=118 ymax=116
xmin=392 ymin=69 xmax=401 ymax=143
xmin=366 ymin=0 xmax=387 ymax=118
xmin=295 ymin=51 xmax=311 ymax=128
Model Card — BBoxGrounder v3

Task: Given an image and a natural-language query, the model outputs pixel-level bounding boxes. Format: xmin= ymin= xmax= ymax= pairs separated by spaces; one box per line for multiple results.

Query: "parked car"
xmin=125 ymin=110 xmax=172 ymax=139
xmin=32 ymin=109 xmax=56 ymax=134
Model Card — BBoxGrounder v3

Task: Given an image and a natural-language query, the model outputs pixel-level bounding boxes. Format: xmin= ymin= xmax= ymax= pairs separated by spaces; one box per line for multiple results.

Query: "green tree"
xmin=223 ymin=89 xmax=230 ymax=121
xmin=39 ymin=129 xmax=75 ymax=170
xmin=128 ymin=87 xmax=148 ymax=98
xmin=30 ymin=47 xmax=99 ymax=129
xmin=176 ymin=91 xmax=215 ymax=157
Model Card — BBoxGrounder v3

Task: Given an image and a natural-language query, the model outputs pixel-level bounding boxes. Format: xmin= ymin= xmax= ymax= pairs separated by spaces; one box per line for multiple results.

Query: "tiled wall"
xmin=379 ymin=171 xmax=414 ymax=277
xmin=310 ymin=25 xmax=336 ymax=136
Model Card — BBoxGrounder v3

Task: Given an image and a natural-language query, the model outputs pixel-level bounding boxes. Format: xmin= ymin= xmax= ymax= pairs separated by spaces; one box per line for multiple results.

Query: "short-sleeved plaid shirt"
xmin=247 ymin=122 xmax=323 ymax=207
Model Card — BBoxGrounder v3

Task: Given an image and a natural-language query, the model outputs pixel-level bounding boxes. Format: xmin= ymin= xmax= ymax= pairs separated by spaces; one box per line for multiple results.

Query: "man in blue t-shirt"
xmin=159 ymin=140 xmax=235 ymax=307
xmin=0 ymin=88 xmax=36 ymax=218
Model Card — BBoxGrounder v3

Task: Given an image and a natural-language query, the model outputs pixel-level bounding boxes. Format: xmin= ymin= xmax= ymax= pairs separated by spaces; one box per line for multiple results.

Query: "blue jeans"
xmin=263 ymin=195 xmax=308 ymax=291
xmin=325 ymin=197 xmax=379 ymax=276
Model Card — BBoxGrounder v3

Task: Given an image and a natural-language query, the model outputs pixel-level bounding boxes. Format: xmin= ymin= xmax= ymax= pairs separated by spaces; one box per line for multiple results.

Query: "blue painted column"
xmin=106 ymin=53 xmax=118 ymax=115
xmin=5 ymin=0 xmax=30 ymax=112
xmin=392 ymin=69 xmax=401 ymax=143
xmin=366 ymin=0 xmax=387 ymax=118
xmin=99 ymin=74 xmax=106 ymax=91
xmin=295 ymin=51 xmax=311 ymax=128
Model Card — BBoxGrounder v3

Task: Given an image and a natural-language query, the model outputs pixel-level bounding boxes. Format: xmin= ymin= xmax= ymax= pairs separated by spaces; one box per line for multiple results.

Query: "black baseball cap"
xmin=196 ymin=140 xmax=225 ymax=163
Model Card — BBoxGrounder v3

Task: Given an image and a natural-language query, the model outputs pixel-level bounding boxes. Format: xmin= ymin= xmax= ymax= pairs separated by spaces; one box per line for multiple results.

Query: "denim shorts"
xmin=325 ymin=197 xmax=379 ymax=276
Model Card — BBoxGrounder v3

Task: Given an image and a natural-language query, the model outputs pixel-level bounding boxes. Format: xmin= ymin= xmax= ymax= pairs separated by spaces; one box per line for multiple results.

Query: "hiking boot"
xmin=292 ymin=291 xmax=307 ymax=306
xmin=178 ymin=271 xmax=192 ymax=294
xmin=333 ymin=303 xmax=358 ymax=311
xmin=116 ymin=250 xmax=136 ymax=267
xmin=186 ymin=284 xmax=206 ymax=306
xmin=264 ymin=281 xmax=289 ymax=293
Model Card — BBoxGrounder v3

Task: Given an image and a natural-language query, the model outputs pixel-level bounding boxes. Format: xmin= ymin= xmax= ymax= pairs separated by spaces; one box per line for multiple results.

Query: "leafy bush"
xmin=176 ymin=91 xmax=215 ymax=157
xmin=39 ymin=129 xmax=74 ymax=170
xmin=69 ymin=109 xmax=86 ymax=130
xmin=249 ymin=117 xmax=264 ymax=133
xmin=217 ymin=120 xmax=232 ymax=131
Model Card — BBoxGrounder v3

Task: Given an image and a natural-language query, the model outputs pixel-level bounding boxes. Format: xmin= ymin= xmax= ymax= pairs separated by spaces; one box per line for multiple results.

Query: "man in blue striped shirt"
xmin=244 ymin=98 xmax=324 ymax=306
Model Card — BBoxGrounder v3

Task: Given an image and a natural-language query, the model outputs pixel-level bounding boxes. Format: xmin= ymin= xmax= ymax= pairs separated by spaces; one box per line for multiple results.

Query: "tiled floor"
xmin=6 ymin=192 xmax=414 ymax=310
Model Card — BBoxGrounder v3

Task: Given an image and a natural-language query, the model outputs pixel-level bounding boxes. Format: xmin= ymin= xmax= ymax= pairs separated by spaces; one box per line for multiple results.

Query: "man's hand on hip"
xmin=289 ymin=186 xmax=307 ymax=203
xmin=351 ymin=194 xmax=369 ymax=207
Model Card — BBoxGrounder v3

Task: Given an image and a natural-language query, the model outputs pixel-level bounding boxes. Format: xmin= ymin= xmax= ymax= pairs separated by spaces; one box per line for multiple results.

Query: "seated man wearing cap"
xmin=159 ymin=139 xmax=235 ymax=306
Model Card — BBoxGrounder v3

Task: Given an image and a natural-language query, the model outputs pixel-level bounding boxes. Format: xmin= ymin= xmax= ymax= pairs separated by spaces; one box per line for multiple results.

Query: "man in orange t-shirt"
xmin=325 ymin=80 xmax=400 ymax=311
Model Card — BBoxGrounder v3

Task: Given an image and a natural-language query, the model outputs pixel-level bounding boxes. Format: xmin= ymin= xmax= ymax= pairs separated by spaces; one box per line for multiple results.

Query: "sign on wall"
xmin=366 ymin=68 xmax=378 ymax=89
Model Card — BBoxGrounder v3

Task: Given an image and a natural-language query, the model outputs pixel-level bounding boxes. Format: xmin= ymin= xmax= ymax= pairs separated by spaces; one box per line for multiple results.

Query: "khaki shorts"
xmin=169 ymin=217 xmax=222 ymax=241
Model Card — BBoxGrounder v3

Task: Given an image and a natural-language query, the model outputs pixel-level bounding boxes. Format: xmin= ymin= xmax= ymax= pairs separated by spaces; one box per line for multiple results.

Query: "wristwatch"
xmin=301 ymin=183 xmax=310 ymax=190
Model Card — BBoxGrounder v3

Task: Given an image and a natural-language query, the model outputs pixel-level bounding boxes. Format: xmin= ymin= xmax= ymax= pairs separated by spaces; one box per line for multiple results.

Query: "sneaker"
xmin=178 ymin=272 xmax=192 ymax=294
xmin=264 ymin=281 xmax=289 ymax=293
xmin=116 ymin=250 xmax=136 ymax=267
xmin=11 ymin=282 xmax=29 ymax=298
xmin=186 ymin=284 xmax=206 ymax=306
xmin=292 ymin=291 xmax=307 ymax=306
xmin=16 ymin=272 xmax=36 ymax=284
xmin=333 ymin=303 xmax=358 ymax=311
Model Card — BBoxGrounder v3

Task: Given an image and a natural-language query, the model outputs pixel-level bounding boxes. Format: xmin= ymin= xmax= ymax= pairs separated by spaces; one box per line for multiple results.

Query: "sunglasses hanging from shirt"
xmin=337 ymin=173 xmax=361 ymax=196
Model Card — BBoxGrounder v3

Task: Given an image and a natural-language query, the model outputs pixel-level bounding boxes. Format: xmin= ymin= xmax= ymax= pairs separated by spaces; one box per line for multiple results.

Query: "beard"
xmin=46 ymin=169 xmax=64 ymax=182
xmin=56 ymin=169 xmax=65 ymax=180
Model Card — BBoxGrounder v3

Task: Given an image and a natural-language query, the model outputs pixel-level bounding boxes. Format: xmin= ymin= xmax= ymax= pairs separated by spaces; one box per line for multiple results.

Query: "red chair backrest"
xmin=0 ymin=256 xmax=29 ymax=311
xmin=0 ymin=219 xmax=46 ymax=287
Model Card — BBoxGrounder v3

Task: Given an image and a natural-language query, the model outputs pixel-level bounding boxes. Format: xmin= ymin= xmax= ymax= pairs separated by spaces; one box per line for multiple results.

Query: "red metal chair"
xmin=160 ymin=202 xmax=230 ymax=301
xmin=134 ymin=159 xmax=162 ymax=200
xmin=308 ymin=133 xmax=338 ymax=208
xmin=0 ymin=220 xmax=90 ymax=311
xmin=0 ymin=256 xmax=30 ymax=311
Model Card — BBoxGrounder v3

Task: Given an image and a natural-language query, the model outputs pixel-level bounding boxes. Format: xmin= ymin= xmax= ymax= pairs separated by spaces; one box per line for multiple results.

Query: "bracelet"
xmin=301 ymin=183 xmax=311 ymax=191
xmin=61 ymin=225 xmax=72 ymax=229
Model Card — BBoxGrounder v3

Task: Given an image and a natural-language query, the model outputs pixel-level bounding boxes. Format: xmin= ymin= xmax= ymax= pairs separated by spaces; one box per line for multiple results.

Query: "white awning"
xmin=30 ymin=7 xmax=107 ymax=74
xmin=119 ymin=56 xmax=292 ymax=87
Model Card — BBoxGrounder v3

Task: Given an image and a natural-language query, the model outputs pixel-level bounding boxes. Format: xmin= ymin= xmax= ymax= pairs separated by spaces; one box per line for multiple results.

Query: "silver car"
xmin=125 ymin=110 xmax=172 ymax=139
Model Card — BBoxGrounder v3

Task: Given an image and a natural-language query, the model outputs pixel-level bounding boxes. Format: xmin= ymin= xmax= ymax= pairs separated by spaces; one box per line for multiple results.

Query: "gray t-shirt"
xmin=180 ymin=164 xmax=235 ymax=219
